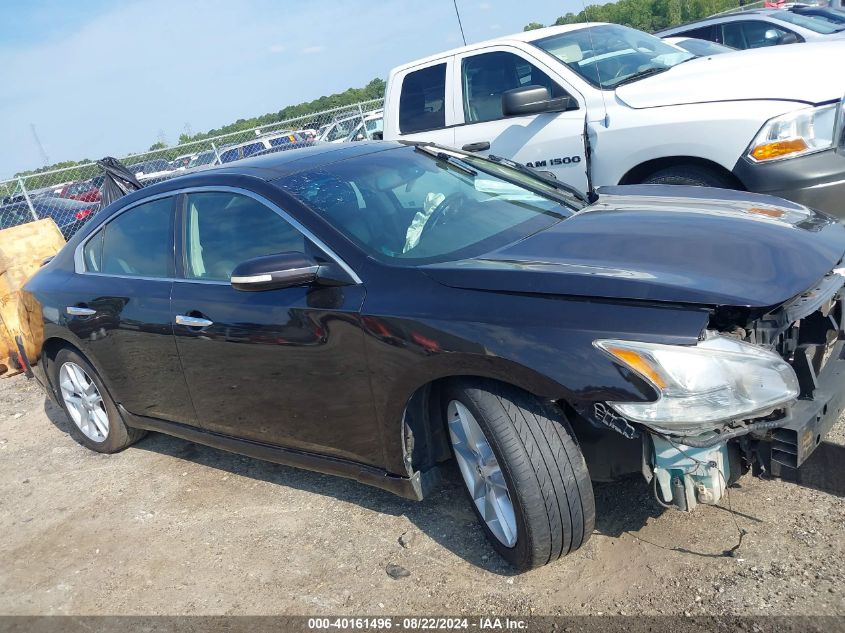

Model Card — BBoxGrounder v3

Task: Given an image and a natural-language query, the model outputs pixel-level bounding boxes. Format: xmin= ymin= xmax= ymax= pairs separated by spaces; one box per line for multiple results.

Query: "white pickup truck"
xmin=383 ymin=23 xmax=845 ymax=215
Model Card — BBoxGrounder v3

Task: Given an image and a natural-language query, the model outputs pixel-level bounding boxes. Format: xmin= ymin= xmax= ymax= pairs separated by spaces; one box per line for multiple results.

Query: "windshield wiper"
xmin=610 ymin=66 xmax=671 ymax=88
xmin=484 ymin=154 xmax=591 ymax=206
xmin=413 ymin=144 xmax=477 ymax=176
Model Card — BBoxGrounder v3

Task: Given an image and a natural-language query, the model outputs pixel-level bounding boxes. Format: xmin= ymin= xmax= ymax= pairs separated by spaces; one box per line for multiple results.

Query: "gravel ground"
xmin=1 ymin=373 xmax=844 ymax=616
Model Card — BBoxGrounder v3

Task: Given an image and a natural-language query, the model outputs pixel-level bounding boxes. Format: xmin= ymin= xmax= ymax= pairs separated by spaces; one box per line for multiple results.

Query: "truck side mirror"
xmin=502 ymin=85 xmax=574 ymax=117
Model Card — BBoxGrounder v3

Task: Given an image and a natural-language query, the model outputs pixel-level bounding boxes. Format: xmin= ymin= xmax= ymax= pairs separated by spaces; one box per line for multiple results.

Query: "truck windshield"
xmin=278 ymin=145 xmax=573 ymax=265
xmin=532 ymin=24 xmax=693 ymax=90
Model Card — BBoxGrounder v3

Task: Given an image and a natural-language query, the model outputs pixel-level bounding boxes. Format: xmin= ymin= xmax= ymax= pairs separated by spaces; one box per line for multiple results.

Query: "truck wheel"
xmin=641 ymin=165 xmax=735 ymax=188
xmin=51 ymin=347 xmax=146 ymax=453
xmin=443 ymin=379 xmax=595 ymax=570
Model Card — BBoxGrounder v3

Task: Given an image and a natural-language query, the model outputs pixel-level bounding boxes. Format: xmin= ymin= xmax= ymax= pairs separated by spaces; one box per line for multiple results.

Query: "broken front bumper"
xmin=765 ymin=338 xmax=845 ymax=475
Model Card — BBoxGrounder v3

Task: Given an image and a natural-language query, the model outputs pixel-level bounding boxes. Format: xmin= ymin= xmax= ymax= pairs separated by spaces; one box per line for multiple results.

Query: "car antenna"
xmin=452 ymin=0 xmax=467 ymax=46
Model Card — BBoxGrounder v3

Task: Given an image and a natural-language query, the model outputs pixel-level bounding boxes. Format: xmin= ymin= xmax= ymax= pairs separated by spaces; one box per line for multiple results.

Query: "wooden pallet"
xmin=0 ymin=219 xmax=65 ymax=377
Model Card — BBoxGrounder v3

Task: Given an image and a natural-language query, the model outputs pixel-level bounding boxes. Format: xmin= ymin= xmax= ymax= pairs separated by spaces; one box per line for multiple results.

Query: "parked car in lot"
xmin=187 ymin=150 xmax=218 ymax=169
xmin=317 ymin=115 xmax=364 ymax=143
xmin=23 ymin=141 xmax=845 ymax=570
xmin=346 ymin=110 xmax=384 ymax=142
xmin=664 ymin=36 xmax=737 ymax=55
xmin=383 ymin=23 xmax=845 ymax=216
xmin=169 ymin=153 xmax=195 ymax=170
xmin=218 ymin=133 xmax=306 ymax=164
xmin=59 ymin=181 xmax=101 ymax=203
xmin=126 ymin=159 xmax=172 ymax=180
xmin=0 ymin=196 xmax=98 ymax=239
xmin=657 ymin=9 xmax=845 ymax=48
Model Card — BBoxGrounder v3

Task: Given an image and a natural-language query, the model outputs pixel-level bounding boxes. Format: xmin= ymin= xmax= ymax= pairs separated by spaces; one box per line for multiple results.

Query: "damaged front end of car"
xmin=593 ymin=269 xmax=845 ymax=511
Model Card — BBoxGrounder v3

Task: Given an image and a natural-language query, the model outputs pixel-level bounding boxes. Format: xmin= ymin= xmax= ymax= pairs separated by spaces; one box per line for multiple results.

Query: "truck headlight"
xmin=594 ymin=335 xmax=799 ymax=434
xmin=747 ymin=104 xmax=837 ymax=162
xmin=835 ymin=95 xmax=845 ymax=154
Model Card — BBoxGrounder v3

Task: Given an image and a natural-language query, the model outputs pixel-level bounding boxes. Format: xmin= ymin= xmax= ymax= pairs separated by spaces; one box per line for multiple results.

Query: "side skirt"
xmin=119 ymin=405 xmax=436 ymax=501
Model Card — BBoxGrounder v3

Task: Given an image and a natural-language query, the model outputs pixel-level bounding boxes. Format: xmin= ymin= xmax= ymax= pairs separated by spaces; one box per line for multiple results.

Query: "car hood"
xmin=616 ymin=41 xmax=845 ymax=108
xmin=423 ymin=185 xmax=845 ymax=308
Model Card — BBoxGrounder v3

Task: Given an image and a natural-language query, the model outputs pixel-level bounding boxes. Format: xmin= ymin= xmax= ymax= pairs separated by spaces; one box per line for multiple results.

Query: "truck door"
xmin=451 ymin=48 xmax=589 ymax=195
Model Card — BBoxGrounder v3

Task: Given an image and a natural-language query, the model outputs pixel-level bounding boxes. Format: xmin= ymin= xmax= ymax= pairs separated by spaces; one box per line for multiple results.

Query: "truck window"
xmin=672 ymin=25 xmax=717 ymax=42
xmin=720 ymin=21 xmax=794 ymax=48
xmin=461 ymin=51 xmax=568 ymax=124
xmin=399 ymin=63 xmax=447 ymax=134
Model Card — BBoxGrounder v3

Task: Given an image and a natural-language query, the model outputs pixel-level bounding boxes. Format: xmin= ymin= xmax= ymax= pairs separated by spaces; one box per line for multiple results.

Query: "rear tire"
xmin=51 ymin=347 xmax=146 ymax=453
xmin=641 ymin=165 xmax=736 ymax=188
xmin=443 ymin=379 xmax=595 ymax=570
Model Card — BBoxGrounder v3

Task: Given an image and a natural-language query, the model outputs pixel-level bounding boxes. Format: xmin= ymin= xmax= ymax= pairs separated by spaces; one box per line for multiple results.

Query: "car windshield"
xmin=797 ymin=8 xmax=845 ymax=25
xmin=278 ymin=146 xmax=573 ymax=265
xmin=771 ymin=9 xmax=845 ymax=32
xmin=532 ymin=24 xmax=694 ymax=89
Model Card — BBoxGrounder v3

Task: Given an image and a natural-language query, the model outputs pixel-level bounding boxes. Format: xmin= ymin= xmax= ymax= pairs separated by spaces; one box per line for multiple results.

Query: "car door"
xmin=169 ymin=188 xmax=380 ymax=465
xmin=451 ymin=48 xmax=589 ymax=194
xmin=63 ymin=195 xmax=197 ymax=424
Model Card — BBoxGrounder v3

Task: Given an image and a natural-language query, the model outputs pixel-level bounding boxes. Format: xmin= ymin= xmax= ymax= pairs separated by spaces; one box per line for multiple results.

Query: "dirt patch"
xmin=1 ymin=374 xmax=843 ymax=616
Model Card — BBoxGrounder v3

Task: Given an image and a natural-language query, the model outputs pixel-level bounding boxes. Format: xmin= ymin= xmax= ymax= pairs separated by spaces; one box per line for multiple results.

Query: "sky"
xmin=0 ymin=0 xmax=590 ymax=180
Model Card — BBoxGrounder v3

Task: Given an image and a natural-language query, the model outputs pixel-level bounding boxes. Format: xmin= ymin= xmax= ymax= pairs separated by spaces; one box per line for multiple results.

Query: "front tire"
xmin=443 ymin=379 xmax=595 ymax=570
xmin=641 ymin=165 xmax=736 ymax=188
xmin=51 ymin=347 xmax=145 ymax=453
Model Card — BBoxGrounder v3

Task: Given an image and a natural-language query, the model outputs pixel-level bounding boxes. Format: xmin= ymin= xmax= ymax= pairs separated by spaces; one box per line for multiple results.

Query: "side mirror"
xmin=231 ymin=252 xmax=319 ymax=291
xmin=371 ymin=131 xmax=383 ymax=140
xmin=502 ymin=85 xmax=574 ymax=117
xmin=779 ymin=32 xmax=800 ymax=44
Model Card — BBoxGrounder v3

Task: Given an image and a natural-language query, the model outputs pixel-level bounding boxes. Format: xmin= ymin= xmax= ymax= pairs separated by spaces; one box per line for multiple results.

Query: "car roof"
xmin=389 ymin=23 xmax=605 ymax=72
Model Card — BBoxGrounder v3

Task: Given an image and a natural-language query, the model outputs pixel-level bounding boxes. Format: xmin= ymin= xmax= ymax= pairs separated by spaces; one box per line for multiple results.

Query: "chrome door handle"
xmin=66 ymin=306 xmax=96 ymax=316
xmin=175 ymin=314 xmax=213 ymax=327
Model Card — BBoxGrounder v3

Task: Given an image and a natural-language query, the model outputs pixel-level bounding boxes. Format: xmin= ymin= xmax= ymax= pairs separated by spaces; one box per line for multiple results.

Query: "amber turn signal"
xmin=750 ymin=138 xmax=809 ymax=161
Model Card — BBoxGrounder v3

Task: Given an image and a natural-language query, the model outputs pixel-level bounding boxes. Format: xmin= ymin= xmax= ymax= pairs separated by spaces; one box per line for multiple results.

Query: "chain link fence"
xmin=0 ymin=98 xmax=384 ymax=240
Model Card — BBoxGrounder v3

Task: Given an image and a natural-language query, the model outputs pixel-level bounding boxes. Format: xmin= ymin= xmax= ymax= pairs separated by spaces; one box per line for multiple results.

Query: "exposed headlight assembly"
xmin=835 ymin=94 xmax=845 ymax=155
xmin=747 ymin=103 xmax=838 ymax=162
xmin=594 ymin=335 xmax=799 ymax=434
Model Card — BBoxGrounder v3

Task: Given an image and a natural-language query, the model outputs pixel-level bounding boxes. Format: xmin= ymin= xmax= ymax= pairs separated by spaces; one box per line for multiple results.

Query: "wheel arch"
xmin=618 ymin=155 xmax=746 ymax=189
xmin=391 ymin=360 xmax=572 ymax=484
xmin=39 ymin=335 xmax=106 ymax=403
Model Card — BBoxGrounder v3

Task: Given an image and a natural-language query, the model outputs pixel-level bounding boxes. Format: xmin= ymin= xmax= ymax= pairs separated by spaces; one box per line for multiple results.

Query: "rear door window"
xmin=96 ymin=197 xmax=174 ymax=277
xmin=399 ymin=63 xmax=447 ymax=134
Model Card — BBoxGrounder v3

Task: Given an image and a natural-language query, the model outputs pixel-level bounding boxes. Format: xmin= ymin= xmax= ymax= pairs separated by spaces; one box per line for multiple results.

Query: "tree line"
xmin=525 ymin=0 xmax=739 ymax=33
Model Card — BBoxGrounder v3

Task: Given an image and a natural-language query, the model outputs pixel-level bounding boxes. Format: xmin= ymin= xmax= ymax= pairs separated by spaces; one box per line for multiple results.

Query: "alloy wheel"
xmin=59 ymin=362 xmax=109 ymax=442
xmin=447 ymin=400 xmax=517 ymax=547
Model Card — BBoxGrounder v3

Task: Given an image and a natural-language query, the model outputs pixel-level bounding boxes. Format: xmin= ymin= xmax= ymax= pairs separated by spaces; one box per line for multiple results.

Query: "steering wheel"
xmin=418 ymin=192 xmax=466 ymax=242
